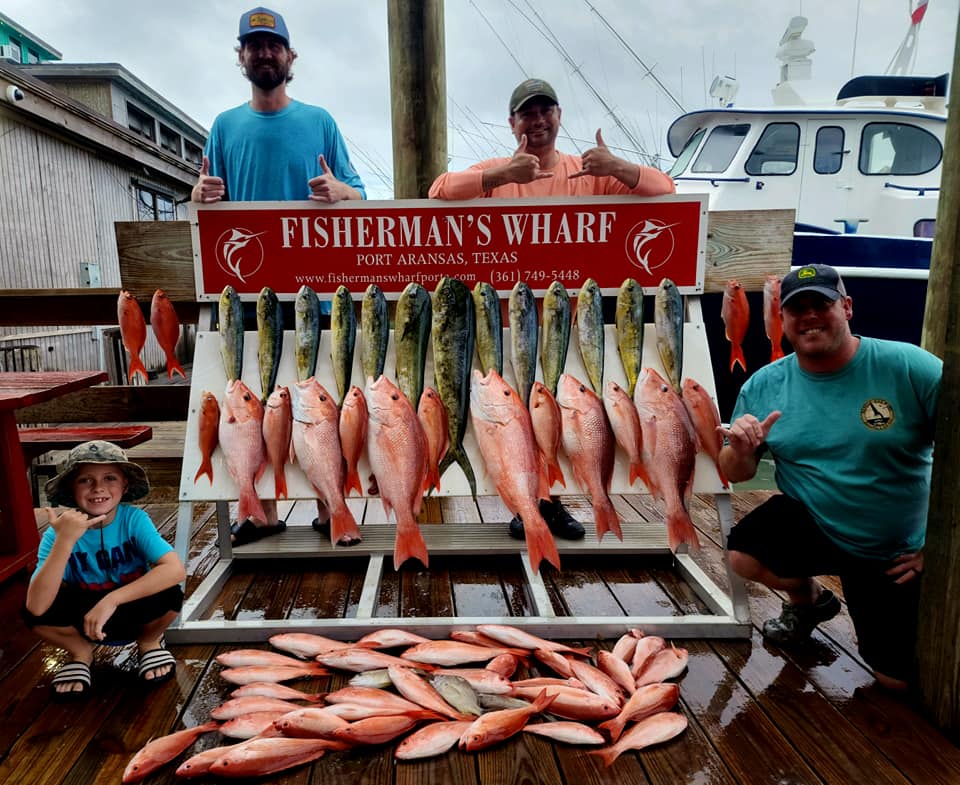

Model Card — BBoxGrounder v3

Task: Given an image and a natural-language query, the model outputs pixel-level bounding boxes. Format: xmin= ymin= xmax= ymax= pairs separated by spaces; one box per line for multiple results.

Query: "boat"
xmin=664 ymin=14 xmax=946 ymax=415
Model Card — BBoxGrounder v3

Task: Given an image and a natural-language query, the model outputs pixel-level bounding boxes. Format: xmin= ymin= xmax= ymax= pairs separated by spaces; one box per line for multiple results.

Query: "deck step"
xmin=229 ymin=520 xmax=676 ymax=560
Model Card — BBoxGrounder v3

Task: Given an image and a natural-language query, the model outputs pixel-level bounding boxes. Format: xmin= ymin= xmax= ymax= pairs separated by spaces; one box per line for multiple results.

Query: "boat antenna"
xmin=887 ymin=0 xmax=929 ymax=75
xmin=851 ymin=0 xmax=862 ymax=77
xmin=581 ymin=1 xmax=684 ymax=113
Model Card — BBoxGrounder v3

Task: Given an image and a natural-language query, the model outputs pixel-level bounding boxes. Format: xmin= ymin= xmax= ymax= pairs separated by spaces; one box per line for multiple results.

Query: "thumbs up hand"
xmin=192 ymin=155 xmax=225 ymax=203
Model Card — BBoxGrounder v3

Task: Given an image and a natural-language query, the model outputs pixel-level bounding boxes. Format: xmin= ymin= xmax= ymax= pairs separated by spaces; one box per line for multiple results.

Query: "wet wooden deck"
xmin=1 ymin=489 xmax=958 ymax=785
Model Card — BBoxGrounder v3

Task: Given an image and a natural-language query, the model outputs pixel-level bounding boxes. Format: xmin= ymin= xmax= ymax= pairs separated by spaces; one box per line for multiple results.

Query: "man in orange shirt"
xmin=429 ymin=78 xmax=675 ymax=199
xmin=430 ymin=78 xmax=675 ymax=541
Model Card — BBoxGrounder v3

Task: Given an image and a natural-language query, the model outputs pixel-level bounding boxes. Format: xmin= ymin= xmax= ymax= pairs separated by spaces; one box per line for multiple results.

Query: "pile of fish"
xmin=117 ymin=289 xmax=185 ymax=382
xmin=191 ymin=276 xmax=730 ymax=572
xmin=121 ymin=624 xmax=689 ymax=782
xmin=720 ymin=274 xmax=786 ymax=374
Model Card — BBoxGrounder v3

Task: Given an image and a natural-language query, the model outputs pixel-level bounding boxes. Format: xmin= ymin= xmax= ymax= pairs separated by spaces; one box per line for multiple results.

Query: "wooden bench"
xmin=13 ymin=384 xmax=190 ymax=504
xmin=19 ymin=424 xmax=153 ymax=462
xmin=20 ymin=423 xmax=154 ymax=505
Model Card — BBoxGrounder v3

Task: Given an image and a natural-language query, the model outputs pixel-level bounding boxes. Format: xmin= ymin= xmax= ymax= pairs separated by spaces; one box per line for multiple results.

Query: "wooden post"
xmin=387 ymin=0 xmax=447 ymax=198
xmin=916 ymin=16 xmax=960 ymax=737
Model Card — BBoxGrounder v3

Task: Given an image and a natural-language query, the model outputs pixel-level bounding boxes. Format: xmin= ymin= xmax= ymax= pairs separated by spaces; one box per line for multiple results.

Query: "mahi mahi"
xmin=218 ymin=284 xmax=244 ymax=382
xmin=256 ymin=286 xmax=283 ymax=403
xmin=540 ymin=280 xmax=571 ymax=395
xmin=473 ymin=282 xmax=503 ymax=375
xmin=361 ymin=284 xmax=389 ymax=382
xmin=294 ymin=285 xmax=321 ymax=382
xmin=509 ymin=281 xmax=538 ymax=406
xmin=330 ymin=285 xmax=356 ymax=405
xmin=432 ymin=277 xmax=477 ymax=501
xmin=576 ymin=278 xmax=605 ymax=393
xmin=616 ymin=277 xmax=644 ymax=397
xmin=654 ymin=277 xmax=684 ymax=391
xmin=394 ymin=282 xmax=432 ymax=407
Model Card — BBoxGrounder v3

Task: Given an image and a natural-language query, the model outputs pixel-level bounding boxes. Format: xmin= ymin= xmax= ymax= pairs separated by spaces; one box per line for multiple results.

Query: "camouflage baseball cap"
xmin=44 ymin=440 xmax=150 ymax=508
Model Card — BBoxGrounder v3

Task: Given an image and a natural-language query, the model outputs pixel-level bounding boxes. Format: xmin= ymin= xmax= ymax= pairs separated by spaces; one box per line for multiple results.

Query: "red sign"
xmin=191 ymin=195 xmax=707 ymax=300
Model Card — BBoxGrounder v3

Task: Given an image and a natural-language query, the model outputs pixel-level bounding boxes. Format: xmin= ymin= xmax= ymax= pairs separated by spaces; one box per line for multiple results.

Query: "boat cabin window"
xmin=691 ymin=124 xmax=749 ymax=173
xmin=859 ymin=123 xmax=942 ymax=175
xmin=745 ymin=123 xmax=800 ymax=175
xmin=914 ymin=219 xmax=936 ymax=239
xmin=814 ymin=127 xmax=845 ymax=174
xmin=668 ymin=128 xmax=706 ymax=177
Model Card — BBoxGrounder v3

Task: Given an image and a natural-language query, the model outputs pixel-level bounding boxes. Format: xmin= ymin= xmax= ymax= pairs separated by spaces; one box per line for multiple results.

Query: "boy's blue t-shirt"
xmin=732 ymin=337 xmax=941 ymax=559
xmin=204 ymin=99 xmax=366 ymax=201
xmin=34 ymin=504 xmax=172 ymax=591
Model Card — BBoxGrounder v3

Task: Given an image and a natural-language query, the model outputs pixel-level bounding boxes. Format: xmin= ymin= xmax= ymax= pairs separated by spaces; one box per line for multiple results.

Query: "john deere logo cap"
xmin=780 ymin=263 xmax=847 ymax=306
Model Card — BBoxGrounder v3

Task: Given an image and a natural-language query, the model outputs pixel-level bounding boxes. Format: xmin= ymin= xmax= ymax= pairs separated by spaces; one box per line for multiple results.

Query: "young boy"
xmin=23 ymin=441 xmax=186 ymax=701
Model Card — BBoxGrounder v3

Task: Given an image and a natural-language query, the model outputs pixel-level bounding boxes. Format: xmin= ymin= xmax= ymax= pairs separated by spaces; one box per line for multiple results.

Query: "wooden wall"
xmin=0 ymin=110 xmax=193 ymax=376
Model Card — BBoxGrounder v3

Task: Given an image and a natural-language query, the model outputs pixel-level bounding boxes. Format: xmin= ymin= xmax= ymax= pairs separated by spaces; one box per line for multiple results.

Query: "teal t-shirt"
xmin=204 ymin=99 xmax=366 ymax=201
xmin=34 ymin=504 xmax=172 ymax=592
xmin=732 ymin=337 xmax=941 ymax=559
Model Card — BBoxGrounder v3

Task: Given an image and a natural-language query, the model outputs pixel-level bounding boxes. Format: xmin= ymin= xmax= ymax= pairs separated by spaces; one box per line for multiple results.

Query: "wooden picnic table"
xmin=0 ymin=371 xmax=107 ymax=583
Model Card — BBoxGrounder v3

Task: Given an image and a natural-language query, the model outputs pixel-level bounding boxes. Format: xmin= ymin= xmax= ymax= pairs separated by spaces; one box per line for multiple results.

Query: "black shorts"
xmin=727 ymin=494 xmax=921 ymax=682
xmin=23 ymin=584 xmax=184 ymax=645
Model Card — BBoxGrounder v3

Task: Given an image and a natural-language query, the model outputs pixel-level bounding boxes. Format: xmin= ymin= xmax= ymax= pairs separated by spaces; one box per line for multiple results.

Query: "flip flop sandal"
xmin=230 ymin=519 xmax=287 ymax=546
xmin=51 ymin=661 xmax=92 ymax=702
xmin=138 ymin=647 xmax=177 ymax=686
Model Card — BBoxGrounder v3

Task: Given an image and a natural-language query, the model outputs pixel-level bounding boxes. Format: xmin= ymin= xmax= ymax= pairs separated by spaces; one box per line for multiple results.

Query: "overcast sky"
xmin=4 ymin=0 xmax=958 ymax=198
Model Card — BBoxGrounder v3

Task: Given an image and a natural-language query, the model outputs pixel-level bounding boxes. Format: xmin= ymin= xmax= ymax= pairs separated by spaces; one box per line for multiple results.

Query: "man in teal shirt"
xmin=191 ymin=8 xmax=365 ymax=546
xmin=719 ymin=264 xmax=941 ymax=692
xmin=192 ymin=6 xmax=365 ymax=203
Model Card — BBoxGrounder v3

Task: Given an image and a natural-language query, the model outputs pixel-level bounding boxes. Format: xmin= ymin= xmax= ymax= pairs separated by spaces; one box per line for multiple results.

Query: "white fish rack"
xmin=166 ymin=300 xmax=751 ymax=643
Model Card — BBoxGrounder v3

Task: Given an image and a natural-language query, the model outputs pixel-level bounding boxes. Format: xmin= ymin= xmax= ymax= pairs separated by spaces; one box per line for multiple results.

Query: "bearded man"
xmin=192 ymin=6 xmax=365 ymax=203
xmin=192 ymin=8 xmax=365 ymax=547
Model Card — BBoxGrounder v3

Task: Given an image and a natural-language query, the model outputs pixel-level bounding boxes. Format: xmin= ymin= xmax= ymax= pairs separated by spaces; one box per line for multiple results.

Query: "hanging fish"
xmin=361 ymin=283 xmax=389 ymax=382
xmin=256 ymin=286 xmax=283 ymax=403
xmin=764 ymin=274 xmax=785 ymax=363
xmin=394 ymin=281 xmax=432 ymax=408
xmin=541 ymin=280 xmax=571 ymax=396
xmin=294 ymin=285 xmax=321 ymax=382
xmin=117 ymin=290 xmax=148 ymax=384
xmin=654 ymin=278 xmax=683 ymax=391
xmin=576 ymin=278 xmax=604 ymax=394
xmin=509 ymin=280 xmax=538 ymax=406
xmin=330 ymin=285 xmax=356 ymax=405
xmin=432 ymin=277 xmax=477 ymax=501
xmin=473 ymin=281 xmax=503 ymax=376
xmin=722 ymin=279 xmax=750 ymax=373
xmin=193 ymin=390 xmax=220 ymax=485
xmin=682 ymin=378 xmax=729 ymax=489
xmin=149 ymin=289 xmax=185 ymax=380
xmin=263 ymin=385 xmax=293 ymax=499
xmin=218 ymin=284 xmax=244 ymax=383
xmin=615 ymin=278 xmax=644 ymax=396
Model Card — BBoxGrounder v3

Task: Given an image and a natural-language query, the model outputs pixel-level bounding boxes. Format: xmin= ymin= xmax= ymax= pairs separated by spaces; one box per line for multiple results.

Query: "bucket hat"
xmin=44 ymin=440 xmax=150 ymax=508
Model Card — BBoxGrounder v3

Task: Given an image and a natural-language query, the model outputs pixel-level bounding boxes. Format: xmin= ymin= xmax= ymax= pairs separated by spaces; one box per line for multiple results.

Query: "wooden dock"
xmin=1 ymin=487 xmax=958 ymax=784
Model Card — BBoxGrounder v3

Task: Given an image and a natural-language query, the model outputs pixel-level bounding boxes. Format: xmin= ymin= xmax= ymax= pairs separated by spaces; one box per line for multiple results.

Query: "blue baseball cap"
xmin=238 ymin=7 xmax=290 ymax=47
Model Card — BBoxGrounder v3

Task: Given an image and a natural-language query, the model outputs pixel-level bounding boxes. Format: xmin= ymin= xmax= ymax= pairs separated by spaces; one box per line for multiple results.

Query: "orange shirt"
xmin=428 ymin=151 xmax=675 ymax=200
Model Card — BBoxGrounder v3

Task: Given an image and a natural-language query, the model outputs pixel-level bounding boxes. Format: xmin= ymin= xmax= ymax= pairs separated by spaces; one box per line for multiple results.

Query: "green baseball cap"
xmin=509 ymin=78 xmax=559 ymax=113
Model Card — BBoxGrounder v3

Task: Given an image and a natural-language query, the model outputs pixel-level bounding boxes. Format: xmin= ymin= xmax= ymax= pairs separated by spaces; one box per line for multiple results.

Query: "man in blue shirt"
xmin=192 ymin=8 xmax=366 ymax=546
xmin=718 ymin=264 xmax=941 ymax=692
xmin=192 ymin=7 xmax=365 ymax=204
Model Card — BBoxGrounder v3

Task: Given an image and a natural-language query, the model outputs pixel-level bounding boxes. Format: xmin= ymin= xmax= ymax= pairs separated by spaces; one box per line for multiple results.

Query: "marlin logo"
xmin=626 ymin=219 xmax=680 ymax=275
xmin=217 ymin=228 xmax=267 ymax=282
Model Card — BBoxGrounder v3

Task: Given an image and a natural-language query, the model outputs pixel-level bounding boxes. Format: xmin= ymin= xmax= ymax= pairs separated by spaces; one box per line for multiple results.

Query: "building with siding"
xmin=0 ymin=16 xmax=204 ymax=380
